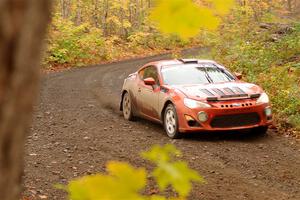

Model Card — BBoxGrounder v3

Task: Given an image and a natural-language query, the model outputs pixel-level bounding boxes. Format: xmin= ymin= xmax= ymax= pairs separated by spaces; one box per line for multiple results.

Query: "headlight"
xmin=256 ymin=93 xmax=269 ymax=104
xmin=184 ymin=98 xmax=211 ymax=109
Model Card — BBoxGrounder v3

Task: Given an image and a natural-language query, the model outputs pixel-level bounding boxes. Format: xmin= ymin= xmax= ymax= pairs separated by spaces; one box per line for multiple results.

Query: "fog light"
xmin=264 ymin=107 xmax=272 ymax=116
xmin=198 ymin=111 xmax=208 ymax=122
xmin=185 ymin=115 xmax=201 ymax=127
xmin=185 ymin=115 xmax=194 ymax=121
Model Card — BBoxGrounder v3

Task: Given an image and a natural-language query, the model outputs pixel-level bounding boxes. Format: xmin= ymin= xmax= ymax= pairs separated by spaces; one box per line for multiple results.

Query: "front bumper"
xmin=177 ymin=100 xmax=272 ymax=133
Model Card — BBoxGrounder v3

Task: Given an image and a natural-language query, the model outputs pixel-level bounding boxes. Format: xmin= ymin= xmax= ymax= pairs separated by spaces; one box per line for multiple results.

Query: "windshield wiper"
xmin=203 ymin=67 xmax=213 ymax=83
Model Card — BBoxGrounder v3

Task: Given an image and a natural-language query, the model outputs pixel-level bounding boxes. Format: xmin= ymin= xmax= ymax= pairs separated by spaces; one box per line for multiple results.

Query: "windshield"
xmin=161 ymin=63 xmax=235 ymax=85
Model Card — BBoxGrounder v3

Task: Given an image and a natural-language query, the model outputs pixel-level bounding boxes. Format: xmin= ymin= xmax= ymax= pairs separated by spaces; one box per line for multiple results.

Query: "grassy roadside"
xmin=202 ymin=22 xmax=300 ymax=137
xmin=43 ymin=43 xmax=202 ymax=73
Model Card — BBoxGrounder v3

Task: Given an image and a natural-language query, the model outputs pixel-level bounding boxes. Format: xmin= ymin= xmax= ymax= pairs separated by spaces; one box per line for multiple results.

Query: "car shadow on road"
xmin=129 ymin=116 xmax=269 ymax=142
xmin=182 ymin=130 xmax=269 ymax=142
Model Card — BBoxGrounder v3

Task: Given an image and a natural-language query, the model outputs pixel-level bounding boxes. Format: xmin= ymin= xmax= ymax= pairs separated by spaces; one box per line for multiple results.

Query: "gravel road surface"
xmin=24 ymin=48 xmax=300 ymax=200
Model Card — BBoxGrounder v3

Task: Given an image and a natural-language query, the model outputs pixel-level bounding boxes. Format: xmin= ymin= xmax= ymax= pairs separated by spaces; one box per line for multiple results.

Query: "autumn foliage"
xmin=64 ymin=144 xmax=205 ymax=200
xmin=46 ymin=0 xmax=237 ymax=68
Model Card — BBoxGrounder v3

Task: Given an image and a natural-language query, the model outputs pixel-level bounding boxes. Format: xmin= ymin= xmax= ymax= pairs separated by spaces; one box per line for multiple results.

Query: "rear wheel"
xmin=122 ymin=92 xmax=134 ymax=121
xmin=163 ymin=104 xmax=181 ymax=139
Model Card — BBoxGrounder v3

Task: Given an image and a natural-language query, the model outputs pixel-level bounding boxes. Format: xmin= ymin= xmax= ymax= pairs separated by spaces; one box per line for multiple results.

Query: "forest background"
xmin=47 ymin=0 xmax=300 ymax=134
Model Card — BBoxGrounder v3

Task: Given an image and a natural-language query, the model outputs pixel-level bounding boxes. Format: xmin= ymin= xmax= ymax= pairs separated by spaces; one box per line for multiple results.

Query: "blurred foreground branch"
xmin=0 ymin=0 xmax=51 ymax=199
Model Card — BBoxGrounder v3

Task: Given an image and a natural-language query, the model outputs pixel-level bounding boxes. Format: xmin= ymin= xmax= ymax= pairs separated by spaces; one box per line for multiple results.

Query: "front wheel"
xmin=163 ymin=104 xmax=181 ymax=139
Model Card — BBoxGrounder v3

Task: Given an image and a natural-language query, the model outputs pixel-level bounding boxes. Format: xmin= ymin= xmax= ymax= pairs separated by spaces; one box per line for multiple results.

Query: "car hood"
xmin=173 ymin=81 xmax=263 ymax=100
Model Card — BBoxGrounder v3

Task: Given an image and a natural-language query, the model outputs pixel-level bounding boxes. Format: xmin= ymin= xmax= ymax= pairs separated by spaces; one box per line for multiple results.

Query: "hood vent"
xmin=212 ymin=88 xmax=225 ymax=96
xmin=200 ymin=89 xmax=214 ymax=96
xmin=233 ymin=87 xmax=246 ymax=94
xmin=201 ymin=87 xmax=249 ymax=100
xmin=224 ymin=87 xmax=235 ymax=95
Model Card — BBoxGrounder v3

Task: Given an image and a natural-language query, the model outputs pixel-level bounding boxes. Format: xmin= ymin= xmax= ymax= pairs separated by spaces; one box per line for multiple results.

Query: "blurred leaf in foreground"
xmin=66 ymin=144 xmax=205 ymax=199
xmin=68 ymin=161 xmax=147 ymax=200
xmin=206 ymin=0 xmax=235 ymax=15
xmin=142 ymin=144 xmax=205 ymax=198
xmin=150 ymin=0 xmax=235 ymax=38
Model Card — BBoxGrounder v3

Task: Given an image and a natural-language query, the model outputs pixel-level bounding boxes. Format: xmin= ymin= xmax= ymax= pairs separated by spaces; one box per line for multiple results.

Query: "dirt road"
xmin=24 ymin=49 xmax=300 ymax=200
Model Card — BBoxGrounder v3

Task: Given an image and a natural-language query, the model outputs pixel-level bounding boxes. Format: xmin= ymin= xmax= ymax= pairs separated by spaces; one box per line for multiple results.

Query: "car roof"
xmin=143 ymin=59 xmax=220 ymax=70
xmin=145 ymin=59 xmax=216 ymax=67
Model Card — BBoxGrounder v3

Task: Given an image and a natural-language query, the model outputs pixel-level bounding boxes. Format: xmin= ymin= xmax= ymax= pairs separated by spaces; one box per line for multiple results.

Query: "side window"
xmin=143 ymin=66 xmax=160 ymax=85
xmin=138 ymin=68 xmax=144 ymax=79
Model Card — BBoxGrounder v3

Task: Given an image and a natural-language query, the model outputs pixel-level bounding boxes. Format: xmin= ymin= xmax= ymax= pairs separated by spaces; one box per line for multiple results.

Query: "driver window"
xmin=143 ymin=66 xmax=160 ymax=85
xmin=138 ymin=69 xmax=144 ymax=79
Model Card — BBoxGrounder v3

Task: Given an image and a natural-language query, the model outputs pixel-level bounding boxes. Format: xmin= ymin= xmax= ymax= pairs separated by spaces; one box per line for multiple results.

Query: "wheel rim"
xmin=165 ymin=109 xmax=176 ymax=136
xmin=123 ymin=94 xmax=131 ymax=119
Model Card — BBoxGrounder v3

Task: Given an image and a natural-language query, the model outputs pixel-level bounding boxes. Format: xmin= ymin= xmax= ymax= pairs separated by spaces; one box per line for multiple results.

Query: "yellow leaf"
xmin=107 ymin=161 xmax=147 ymax=191
xmin=68 ymin=161 xmax=147 ymax=200
xmin=150 ymin=0 xmax=234 ymax=38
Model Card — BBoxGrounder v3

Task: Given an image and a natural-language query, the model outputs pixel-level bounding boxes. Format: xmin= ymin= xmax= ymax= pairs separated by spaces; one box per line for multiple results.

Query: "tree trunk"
xmin=102 ymin=0 xmax=109 ymax=36
xmin=75 ymin=0 xmax=82 ymax=25
xmin=0 ymin=0 xmax=51 ymax=200
xmin=295 ymin=0 xmax=300 ymax=15
xmin=61 ymin=0 xmax=71 ymax=19
xmin=93 ymin=0 xmax=99 ymax=28
xmin=287 ymin=0 xmax=293 ymax=11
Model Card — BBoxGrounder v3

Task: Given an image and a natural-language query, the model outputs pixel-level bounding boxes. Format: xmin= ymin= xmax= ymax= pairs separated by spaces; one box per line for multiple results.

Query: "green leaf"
xmin=142 ymin=144 xmax=205 ymax=198
xmin=152 ymin=161 xmax=205 ymax=197
xmin=142 ymin=144 xmax=181 ymax=162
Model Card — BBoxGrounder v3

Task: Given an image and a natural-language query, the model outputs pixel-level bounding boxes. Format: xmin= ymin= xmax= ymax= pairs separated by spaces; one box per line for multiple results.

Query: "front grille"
xmin=220 ymin=102 xmax=253 ymax=108
xmin=210 ymin=113 xmax=260 ymax=128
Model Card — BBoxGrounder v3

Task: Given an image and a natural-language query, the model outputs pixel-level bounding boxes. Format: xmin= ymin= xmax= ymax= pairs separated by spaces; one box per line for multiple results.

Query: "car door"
xmin=137 ymin=66 xmax=160 ymax=120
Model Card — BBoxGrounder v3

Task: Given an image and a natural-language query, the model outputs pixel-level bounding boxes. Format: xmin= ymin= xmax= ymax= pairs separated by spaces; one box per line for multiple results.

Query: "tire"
xmin=122 ymin=92 xmax=134 ymax=121
xmin=163 ymin=104 xmax=181 ymax=139
xmin=251 ymin=126 xmax=268 ymax=135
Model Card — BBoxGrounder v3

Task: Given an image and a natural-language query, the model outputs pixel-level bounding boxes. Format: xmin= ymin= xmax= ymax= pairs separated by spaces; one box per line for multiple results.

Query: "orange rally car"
xmin=120 ymin=59 xmax=272 ymax=138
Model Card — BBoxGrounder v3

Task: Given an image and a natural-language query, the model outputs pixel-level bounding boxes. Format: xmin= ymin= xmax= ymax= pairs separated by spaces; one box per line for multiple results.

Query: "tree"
xmin=0 ymin=0 xmax=51 ymax=200
xmin=61 ymin=0 xmax=71 ymax=19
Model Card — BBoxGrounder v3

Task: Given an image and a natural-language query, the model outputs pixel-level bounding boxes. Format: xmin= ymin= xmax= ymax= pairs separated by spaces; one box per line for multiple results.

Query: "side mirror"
xmin=144 ymin=77 xmax=156 ymax=86
xmin=234 ymin=72 xmax=243 ymax=80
